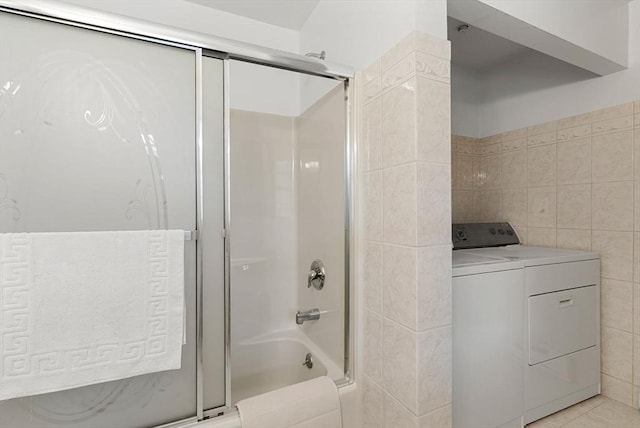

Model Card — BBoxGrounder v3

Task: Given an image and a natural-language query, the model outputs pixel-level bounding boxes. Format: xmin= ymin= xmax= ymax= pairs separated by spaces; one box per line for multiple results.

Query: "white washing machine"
xmin=452 ymin=251 xmax=525 ymax=428
xmin=453 ymin=223 xmax=601 ymax=426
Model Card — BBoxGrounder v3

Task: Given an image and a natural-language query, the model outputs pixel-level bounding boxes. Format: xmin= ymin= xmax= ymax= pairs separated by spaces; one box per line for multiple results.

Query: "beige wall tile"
xmin=592 ymin=130 xmax=633 ymax=182
xmin=382 ymin=77 xmax=416 ymax=167
xmin=591 ymin=102 xmax=634 ymax=123
xmin=528 ymin=145 xmax=557 ymax=186
xmin=528 ymin=186 xmax=557 ymax=228
xmin=592 ymin=116 xmax=633 ymax=135
xmin=527 ymin=227 xmax=557 ymax=247
xmin=363 ymin=59 xmax=382 ymax=85
xmin=382 ymin=52 xmax=416 ymax=91
xmin=383 ymin=319 xmax=418 ymax=412
xmin=383 ymin=244 xmax=417 ymax=329
xmin=558 ymin=112 xmax=591 ymax=129
xmin=557 ymin=124 xmax=591 ymax=142
xmin=365 ymin=242 xmax=383 ymax=314
xmin=502 ymin=127 xmax=527 ymax=141
xmin=417 ymin=246 xmax=452 ymax=331
xmin=528 ymin=121 xmax=557 ymax=136
xmin=601 ymin=374 xmax=633 ymax=406
xmin=475 ymin=190 xmax=502 ymax=222
xmin=515 ymin=226 xmax=528 ymax=244
xmin=634 ymin=335 xmax=640 ymax=386
xmin=415 ymin=51 xmax=451 ymax=84
xmin=364 ymin=77 xmax=383 ymax=104
xmin=502 ymin=149 xmax=527 ymax=188
xmin=362 ymin=376 xmax=384 ymax=428
xmin=557 ymin=229 xmax=591 ymax=251
xmin=456 ymin=155 xmax=475 ymax=190
xmin=452 ymin=191 xmax=474 ymax=223
xmin=633 ymin=131 xmax=640 ymax=179
xmin=418 ymin=405 xmax=452 ymax=428
xmin=418 ymin=326 xmax=452 ymax=415
xmin=602 ymin=326 xmax=633 ymax=382
xmin=633 ymin=233 xmax=640 ymax=283
xmin=479 ymin=154 xmax=502 ymax=190
xmin=383 ymin=391 xmax=418 ymax=428
xmin=503 ymin=138 xmax=527 ymax=152
xmin=416 ymin=77 xmax=451 ymax=164
xmin=528 ymin=131 xmax=557 ymax=148
xmin=417 ymin=163 xmax=451 ymax=246
xmin=601 ymin=279 xmax=633 ymax=332
xmin=502 ymin=188 xmax=528 ymax=227
xmin=557 ymin=137 xmax=591 ymax=185
xmin=634 ymin=282 xmax=640 ymax=335
xmin=365 ymin=97 xmax=383 ymax=171
xmin=635 ymin=181 xmax=640 ymax=231
xmin=592 ymin=181 xmax=634 ymax=231
xmin=384 ymin=164 xmax=417 ymax=246
xmin=592 ymin=230 xmax=633 ymax=281
xmin=557 ymin=184 xmax=591 ymax=229
xmin=364 ymin=310 xmax=384 ymax=382
xmin=366 ymin=171 xmax=383 ymax=242
xmin=416 ymin=32 xmax=451 ymax=61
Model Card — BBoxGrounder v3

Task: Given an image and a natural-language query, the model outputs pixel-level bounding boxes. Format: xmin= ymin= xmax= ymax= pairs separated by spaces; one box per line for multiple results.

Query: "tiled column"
xmin=360 ymin=32 xmax=452 ymax=427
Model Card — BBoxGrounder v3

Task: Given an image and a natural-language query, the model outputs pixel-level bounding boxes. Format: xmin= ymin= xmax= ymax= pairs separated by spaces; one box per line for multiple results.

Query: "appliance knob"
xmin=489 ymin=228 xmax=496 ymax=235
xmin=456 ymin=230 xmax=466 ymax=240
xmin=507 ymin=230 xmax=514 ymax=236
xmin=498 ymin=229 xmax=505 ymax=235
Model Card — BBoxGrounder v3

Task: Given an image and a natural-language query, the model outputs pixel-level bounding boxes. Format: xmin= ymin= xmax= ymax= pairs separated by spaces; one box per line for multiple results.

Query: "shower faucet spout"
xmin=296 ymin=308 xmax=321 ymax=325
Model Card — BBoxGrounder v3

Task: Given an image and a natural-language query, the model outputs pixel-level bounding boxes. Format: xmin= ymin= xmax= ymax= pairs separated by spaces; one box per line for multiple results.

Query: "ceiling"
xmin=185 ymin=0 xmax=320 ymax=30
xmin=448 ymin=16 xmax=532 ymax=71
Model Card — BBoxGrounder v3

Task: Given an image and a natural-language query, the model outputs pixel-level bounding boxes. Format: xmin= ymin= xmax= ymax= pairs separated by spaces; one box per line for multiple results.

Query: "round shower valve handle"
xmin=308 ymin=259 xmax=326 ymax=290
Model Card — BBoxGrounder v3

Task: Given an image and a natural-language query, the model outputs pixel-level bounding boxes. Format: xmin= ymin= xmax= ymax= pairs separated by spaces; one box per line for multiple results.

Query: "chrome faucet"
xmin=296 ymin=308 xmax=321 ymax=325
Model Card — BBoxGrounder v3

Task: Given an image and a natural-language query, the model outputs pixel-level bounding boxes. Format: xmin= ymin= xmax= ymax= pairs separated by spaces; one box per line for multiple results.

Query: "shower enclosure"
xmin=0 ymin=2 xmax=352 ymax=427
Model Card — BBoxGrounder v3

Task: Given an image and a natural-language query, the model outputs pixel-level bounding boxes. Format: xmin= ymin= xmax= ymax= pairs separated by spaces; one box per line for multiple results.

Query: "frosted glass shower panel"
xmin=0 ymin=11 xmax=206 ymax=427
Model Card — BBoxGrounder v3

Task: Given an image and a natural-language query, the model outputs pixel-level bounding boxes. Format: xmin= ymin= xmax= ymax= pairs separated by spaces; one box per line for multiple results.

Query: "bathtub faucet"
xmin=296 ymin=308 xmax=321 ymax=325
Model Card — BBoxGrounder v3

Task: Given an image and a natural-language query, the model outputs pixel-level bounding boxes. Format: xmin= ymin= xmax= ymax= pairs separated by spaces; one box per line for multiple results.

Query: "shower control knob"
xmin=308 ymin=259 xmax=326 ymax=290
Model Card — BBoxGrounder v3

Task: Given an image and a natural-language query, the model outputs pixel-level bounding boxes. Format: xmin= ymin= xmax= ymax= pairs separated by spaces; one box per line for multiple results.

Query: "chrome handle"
xmin=308 ymin=259 xmax=325 ymax=290
xmin=296 ymin=308 xmax=321 ymax=325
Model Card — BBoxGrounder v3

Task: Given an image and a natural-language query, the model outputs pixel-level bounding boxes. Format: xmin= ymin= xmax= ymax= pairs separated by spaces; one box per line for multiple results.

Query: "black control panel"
xmin=452 ymin=222 xmax=520 ymax=250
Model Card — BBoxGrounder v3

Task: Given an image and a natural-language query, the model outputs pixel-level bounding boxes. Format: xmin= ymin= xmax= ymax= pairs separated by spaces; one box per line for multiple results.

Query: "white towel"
xmin=0 ymin=230 xmax=184 ymax=401
xmin=237 ymin=376 xmax=342 ymax=428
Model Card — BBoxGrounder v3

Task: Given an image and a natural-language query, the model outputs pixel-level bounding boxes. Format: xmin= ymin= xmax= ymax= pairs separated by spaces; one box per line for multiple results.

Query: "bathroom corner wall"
xmin=451 ymin=101 xmax=640 ymax=408
xmin=360 ymin=32 xmax=453 ymax=427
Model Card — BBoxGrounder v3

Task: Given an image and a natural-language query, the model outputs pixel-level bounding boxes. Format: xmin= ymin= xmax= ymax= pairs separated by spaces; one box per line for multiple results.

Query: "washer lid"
xmin=452 ymin=251 xmax=524 ymax=276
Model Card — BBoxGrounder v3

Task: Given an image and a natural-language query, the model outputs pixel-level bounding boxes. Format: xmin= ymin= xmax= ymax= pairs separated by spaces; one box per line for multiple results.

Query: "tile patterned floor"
xmin=526 ymin=396 xmax=640 ymax=428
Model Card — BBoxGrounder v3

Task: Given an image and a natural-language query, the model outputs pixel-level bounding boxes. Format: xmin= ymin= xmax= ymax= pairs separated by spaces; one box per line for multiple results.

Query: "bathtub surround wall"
xmin=296 ymin=85 xmax=347 ymax=372
xmin=451 ymin=101 xmax=640 ymax=407
xmin=361 ymin=32 xmax=453 ymax=427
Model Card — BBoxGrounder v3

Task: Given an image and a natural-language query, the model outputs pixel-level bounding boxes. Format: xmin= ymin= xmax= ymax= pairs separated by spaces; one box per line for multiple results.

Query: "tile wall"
xmin=361 ymin=32 xmax=453 ymax=427
xmin=451 ymin=101 xmax=640 ymax=407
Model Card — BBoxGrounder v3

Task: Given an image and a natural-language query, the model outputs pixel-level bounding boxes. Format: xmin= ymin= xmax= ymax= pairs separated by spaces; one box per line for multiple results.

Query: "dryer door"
xmin=528 ymin=285 xmax=598 ymax=365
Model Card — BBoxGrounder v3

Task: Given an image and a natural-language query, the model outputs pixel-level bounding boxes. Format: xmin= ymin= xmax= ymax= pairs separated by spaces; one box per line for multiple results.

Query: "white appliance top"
xmin=461 ymin=245 xmax=599 ymax=267
xmin=452 ymin=251 xmax=524 ymax=276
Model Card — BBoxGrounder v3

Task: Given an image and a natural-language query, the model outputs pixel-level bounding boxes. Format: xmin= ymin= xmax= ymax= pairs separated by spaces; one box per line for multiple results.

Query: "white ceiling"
xmin=448 ymin=16 xmax=532 ymax=71
xmin=185 ymin=0 xmax=320 ymax=30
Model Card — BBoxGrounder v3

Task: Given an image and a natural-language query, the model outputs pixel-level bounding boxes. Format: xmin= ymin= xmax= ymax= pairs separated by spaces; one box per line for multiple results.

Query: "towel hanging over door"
xmin=0 ymin=230 xmax=185 ymax=401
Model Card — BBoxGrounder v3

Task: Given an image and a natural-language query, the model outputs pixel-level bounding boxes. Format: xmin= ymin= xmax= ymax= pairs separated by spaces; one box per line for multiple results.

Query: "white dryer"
xmin=453 ymin=223 xmax=601 ymax=426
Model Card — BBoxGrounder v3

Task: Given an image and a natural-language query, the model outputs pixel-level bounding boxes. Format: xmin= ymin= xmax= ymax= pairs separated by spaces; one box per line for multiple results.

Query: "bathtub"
xmin=231 ymin=328 xmax=343 ymax=403
xmin=190 ymin=329 xmax=358 ymax=428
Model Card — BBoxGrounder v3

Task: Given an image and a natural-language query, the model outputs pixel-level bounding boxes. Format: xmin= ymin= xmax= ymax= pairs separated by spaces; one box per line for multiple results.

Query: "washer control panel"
xmin=452 ymin=222 xmax=520 ymax=249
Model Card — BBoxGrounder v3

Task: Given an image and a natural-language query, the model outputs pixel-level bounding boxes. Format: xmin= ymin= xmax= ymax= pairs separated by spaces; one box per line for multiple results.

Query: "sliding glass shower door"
xmin=0 ymin=10 xmax=225 ymax=427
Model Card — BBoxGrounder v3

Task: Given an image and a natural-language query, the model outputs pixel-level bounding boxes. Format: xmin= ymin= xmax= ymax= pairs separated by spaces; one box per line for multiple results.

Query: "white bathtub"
xmin=191 ymin=329 xmax=358 ymax=428
xmin=231 ymin=329 xmax=343 ymax=403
